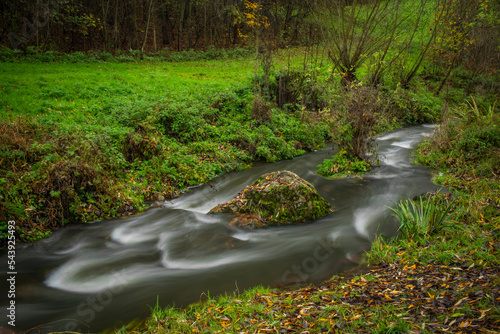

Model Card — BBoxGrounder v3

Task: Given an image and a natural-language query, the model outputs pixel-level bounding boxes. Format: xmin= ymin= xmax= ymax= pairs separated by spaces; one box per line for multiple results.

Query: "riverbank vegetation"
xmin=0 ymin=0 xmax=499 ymax=332
xmin=117 ymin=88 xmax=500 ymax=334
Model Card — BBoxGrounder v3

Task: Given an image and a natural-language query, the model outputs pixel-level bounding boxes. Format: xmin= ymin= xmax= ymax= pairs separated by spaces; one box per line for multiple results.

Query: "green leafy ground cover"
xmin=316 ymin=149 xmax=372 ymax=177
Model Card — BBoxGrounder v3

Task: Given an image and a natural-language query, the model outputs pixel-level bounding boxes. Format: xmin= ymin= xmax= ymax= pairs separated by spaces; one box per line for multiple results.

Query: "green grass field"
xmin=0 ymin=59 xmax=252 ymax=120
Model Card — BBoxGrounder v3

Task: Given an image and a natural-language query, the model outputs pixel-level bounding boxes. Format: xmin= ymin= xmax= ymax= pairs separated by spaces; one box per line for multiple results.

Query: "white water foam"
xmin=160 ymin=250 xmax=254 ymax=270
xmin=352 ymin=206 xmax=386 ymax=239
xmin=44 ymin=258 xmax=163 ymax=293
xmin=377 ymin=133 xmax=401 ymax=141
xmin=391 ymin=140 xmax=414 ymax=149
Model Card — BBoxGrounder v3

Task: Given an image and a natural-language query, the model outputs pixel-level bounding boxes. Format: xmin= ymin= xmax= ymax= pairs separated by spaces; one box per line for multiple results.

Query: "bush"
xmin=34 ymin=50 xmax=58 ymax=62
xmin=0 ymin=47 xmax=21 ymax=62
xmin=98 ymin=51 xmax=114 ymax=62
xmin=317 ymin=149 xmax=371 ymax=177
xmin=269 ymin=69 xmax=328 ymax=111
xmin=61 ymin=51 xmax=89 ymax=63
xmin=390 ymin=87 xmax=442 ymax=125
xmin=389 ymin=191 xmax=457 ymax=240
xmin=334 ymin=85 xmax=379 ymax=160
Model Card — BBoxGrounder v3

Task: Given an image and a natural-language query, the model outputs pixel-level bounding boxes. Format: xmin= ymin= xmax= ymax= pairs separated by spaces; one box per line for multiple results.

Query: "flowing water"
xmin=1 ymin=125 xmax=440 ymax=332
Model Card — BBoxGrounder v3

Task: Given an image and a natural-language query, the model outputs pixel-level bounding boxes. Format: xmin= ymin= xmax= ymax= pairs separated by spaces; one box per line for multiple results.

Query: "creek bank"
xmin=209 ymin=170 xmax=332 ymax=228
xmin=139 ymin=121 xmax=500 ymax=333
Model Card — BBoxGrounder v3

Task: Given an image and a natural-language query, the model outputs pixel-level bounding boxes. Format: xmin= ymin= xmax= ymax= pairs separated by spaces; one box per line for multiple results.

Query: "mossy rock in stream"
xmin=209 ymin=170 xmax=332 ymax=228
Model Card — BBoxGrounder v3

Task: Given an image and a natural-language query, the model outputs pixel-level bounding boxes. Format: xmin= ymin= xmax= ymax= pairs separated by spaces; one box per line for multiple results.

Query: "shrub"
xmin=36 ymin=51 xmax=58 ymax=62
xmin=389 ymin=191 xmax=458 ymax=240
xmin=271 ymin=69 xmax=328 ymax=111
xmin=62 ymin=51 xmax=88 ymax=63
xmin=337 ymin=85 xmax=379 ymax=160
xmin=158 ymin=105 xmax=208 ymax=143
xmin=0 ymin=47 xmax=22 ymax=62
xmin=390 ymin=87 xmax=442 ymax=125
xmin=98 ymin=51 xmax=114 ymax=62
xmin=317 ymin=149 xmax=371 ymax=177
xmin=122 ymin=123 xmax=162 ymax=162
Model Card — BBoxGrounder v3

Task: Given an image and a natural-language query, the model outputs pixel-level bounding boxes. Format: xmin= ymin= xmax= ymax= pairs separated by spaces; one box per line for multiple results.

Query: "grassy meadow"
xmin=0 ymin=60 xmax=252 ymax=119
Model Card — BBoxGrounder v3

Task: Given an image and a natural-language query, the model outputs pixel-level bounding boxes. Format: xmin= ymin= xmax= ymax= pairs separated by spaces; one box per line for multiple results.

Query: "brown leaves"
xmin=179 ymin=263 xmax=500 ymax=333
xmin=320 ymin=263 xmax=499 ymax=333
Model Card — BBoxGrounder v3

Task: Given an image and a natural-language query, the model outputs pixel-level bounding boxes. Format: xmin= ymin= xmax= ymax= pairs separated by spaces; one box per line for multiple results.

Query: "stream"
xmin=1 ymin=125 xmax=440 ymax=332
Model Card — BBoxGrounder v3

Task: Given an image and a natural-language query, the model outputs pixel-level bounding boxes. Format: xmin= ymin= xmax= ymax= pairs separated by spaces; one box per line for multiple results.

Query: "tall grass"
xmin=389 ymin=191 xmax=458 ymax=240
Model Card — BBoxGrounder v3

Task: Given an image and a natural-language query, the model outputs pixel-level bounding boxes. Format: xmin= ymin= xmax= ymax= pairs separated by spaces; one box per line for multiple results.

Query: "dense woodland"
xmin=1 ymin=0 xmax=314 ymax=52
xmin=0 ymin=0 xmax=498 ymax=73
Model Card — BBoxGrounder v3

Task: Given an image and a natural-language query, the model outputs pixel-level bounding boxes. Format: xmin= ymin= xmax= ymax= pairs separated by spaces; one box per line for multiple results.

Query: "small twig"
xmin=235 ymin=280 xmax=240 ymax=296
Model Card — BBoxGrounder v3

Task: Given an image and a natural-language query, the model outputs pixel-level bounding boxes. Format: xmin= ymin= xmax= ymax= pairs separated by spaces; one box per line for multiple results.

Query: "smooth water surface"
xmin=0 ymin=125 xmax=440 ymax=332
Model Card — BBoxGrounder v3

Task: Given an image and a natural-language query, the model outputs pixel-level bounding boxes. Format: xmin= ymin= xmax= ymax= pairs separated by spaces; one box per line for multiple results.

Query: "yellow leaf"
xmin=479 ymin=309 xmax=491 ymax=320
xmin=459 ymin=321 xmax=470 ymax=328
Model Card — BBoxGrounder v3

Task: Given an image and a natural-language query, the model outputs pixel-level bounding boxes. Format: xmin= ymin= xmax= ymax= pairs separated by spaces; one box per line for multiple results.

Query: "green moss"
xmin=210 ymin=170 xmax=332 ymax=227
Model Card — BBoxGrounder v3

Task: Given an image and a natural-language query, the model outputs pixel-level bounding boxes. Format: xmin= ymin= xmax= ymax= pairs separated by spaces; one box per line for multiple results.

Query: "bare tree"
xmin=310 ymin=0 xmax=403 ymax=85
xmin=366 ymin=0 xmax=442 ymax=88
xmin=396 ymin=0 xmax=444 ymax=88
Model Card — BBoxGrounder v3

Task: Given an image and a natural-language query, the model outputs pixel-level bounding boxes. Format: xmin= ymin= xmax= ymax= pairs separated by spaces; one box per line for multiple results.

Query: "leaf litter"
xmin=145 ymin=261 xmax=499 ymax=333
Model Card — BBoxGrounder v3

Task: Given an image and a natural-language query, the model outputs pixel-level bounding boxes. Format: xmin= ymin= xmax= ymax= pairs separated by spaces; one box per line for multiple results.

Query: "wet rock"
xmin=209 ymin=170 xmax=332 ymax=228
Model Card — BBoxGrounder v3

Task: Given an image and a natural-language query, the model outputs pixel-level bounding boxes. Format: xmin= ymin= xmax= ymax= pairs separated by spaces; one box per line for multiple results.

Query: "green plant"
xmin=317 ymin=149 xmax=372 ymax=177
xmin=270 ymin=69 xmax=328 ymax=111
xmin=464 ymin=96 xmax=497 ymax=121
xmin=325 ymin=85 xmax=382 ymax=163
xmin=98 ymin=51 xmax=114 ymax=62
xmin=16 ymin=227 xmax=52 ymax=243
xmin=389 ymin=191 xmax=457 ymax=240
xmin=389 ymin=86 xmax=442 ymax=125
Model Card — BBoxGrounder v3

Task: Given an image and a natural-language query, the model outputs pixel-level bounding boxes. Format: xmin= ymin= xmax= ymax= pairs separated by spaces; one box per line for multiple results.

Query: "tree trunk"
xmin=113 ymin=0 xmax=119 ymax=48
xmin=161 ymin=7 xmax=171 ymax=46
xmin=102 ymin=0 xmax=110 ymax=50
xmin=178 ymin=1 xmax=186 ymax=51
xmin=153 ymin=13 xmax=157 ymax=51
xmin=435 ymin=51 xmax=461 ymax=96
xmin=141 ymin=0 xmax=154 ymax=52
xmin=129 ymin=1 xmax=139 ymax=50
